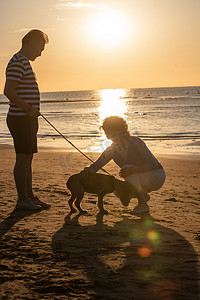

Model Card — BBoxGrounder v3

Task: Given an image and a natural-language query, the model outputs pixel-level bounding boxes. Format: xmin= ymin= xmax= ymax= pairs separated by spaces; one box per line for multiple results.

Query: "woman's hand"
xmin=119 ymin=166 xmax=138 ymax=178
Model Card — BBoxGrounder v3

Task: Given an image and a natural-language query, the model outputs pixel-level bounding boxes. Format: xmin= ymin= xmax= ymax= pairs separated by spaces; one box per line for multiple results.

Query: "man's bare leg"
xmin=14 ymin=153 xmax=40 ymax=210
xmin=26 ymin=153 xmax=35 ymax=199
xmin=14 ymin=153 xmax=32 ymax=199
xmin=26 ymin=154 xmax=51 ymax=209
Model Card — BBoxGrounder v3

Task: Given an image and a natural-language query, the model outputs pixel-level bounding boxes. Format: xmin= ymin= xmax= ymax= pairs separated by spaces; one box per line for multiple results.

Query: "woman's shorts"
xmin=7 ymin=115 xmax=39 ymax=154
xmin=125 ymin=168 xmax=166 ymax=194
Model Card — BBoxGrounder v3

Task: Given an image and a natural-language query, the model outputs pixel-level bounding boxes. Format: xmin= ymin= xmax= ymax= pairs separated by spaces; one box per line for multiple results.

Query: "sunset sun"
xmin=88 ymin=10 xmax=130 ymax=48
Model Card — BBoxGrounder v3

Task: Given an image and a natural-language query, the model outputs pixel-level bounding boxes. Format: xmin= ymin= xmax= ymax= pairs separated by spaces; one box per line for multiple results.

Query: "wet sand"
xmin=0 ymin=145 xmax=199 ymax=299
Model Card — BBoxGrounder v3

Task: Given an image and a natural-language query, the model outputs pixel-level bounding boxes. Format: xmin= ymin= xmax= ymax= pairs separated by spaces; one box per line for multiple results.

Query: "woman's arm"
xmin=88 ymin=146 xmax=113 ymax=172
xmin=81 ymin=146 xmax=113 ymax=179
xmin=120 ymin=137 xmax=160 ymax=177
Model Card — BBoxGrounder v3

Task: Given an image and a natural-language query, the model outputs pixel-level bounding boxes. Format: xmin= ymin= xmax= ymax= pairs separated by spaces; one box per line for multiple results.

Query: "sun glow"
xmin=88 ymin=10 xmax=131 ymax=48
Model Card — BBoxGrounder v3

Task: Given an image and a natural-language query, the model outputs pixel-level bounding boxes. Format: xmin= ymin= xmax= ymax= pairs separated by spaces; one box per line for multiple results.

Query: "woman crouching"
xmin=82 ymin=116 xmax=165 ymax=214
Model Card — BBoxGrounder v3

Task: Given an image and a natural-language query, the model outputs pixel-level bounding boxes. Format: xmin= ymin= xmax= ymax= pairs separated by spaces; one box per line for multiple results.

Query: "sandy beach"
xmin=0 ymin=145 xmax=199 ymax=299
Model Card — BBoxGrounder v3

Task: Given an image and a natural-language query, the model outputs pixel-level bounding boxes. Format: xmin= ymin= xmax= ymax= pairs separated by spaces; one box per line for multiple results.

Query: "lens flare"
xmin=138 ymin=246 xmax=152 ymax=258
xmin=147 ymin=230 xmax=161 ymax=246
xmin=143 ymin=218 xmax=154 ymax=227
xmin=138 ymin=269 xmax=157 ymax=281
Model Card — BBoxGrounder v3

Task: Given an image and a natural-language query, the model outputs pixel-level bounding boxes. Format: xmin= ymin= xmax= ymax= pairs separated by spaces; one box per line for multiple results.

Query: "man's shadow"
xmin=52 ymin=213 xmax=199 ymax=300
xmin=0 ymin=208 xmax=39 ymax=239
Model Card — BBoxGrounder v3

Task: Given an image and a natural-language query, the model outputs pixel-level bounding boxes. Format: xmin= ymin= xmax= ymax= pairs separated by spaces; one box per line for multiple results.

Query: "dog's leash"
xmin=40 ymin=113 xmax=111 ymax=175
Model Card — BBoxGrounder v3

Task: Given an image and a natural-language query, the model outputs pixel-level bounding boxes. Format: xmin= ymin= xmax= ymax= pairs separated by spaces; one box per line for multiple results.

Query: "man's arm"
xmin=4 ymin=79 xmax=40 ymax=117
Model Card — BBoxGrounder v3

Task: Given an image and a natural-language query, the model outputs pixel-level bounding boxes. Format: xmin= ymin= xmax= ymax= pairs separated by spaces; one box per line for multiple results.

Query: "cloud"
xmin=57 ymin=18 xmax=75 ymax=30
xmin=57 ymin=17 xmax=67 ymax=22
xmin=14 ymin=28 xmax=33 ymax=33
xmin=14 ymin=28 xmax=54 ymax=33
xmin=56 ymin=0 xmax=107 ymax=10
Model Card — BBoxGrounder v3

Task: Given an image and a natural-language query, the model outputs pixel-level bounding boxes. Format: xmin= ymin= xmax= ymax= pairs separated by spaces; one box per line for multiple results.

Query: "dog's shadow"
xmin=52 ymin=212 xmax=199 ymax=299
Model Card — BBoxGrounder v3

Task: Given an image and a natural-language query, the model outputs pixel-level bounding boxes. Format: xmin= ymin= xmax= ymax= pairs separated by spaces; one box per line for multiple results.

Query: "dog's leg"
xmin=68 ymin=193 xmax=77 ymax=213
xmin=75 ymin=191 xmax=87 ymax=214
xmin=97 ymin=194 xmax=109 ymax=214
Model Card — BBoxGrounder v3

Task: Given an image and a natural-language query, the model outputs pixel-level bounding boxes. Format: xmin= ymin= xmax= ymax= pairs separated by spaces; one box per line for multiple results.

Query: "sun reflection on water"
xmin=98 ymin=89 xmax=127 ymax=122
xmin=95 ymin=89 xmax=128 ymax=151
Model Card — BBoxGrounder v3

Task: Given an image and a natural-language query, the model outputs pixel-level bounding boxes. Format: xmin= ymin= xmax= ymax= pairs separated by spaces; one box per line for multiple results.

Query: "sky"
xmin=0 ymin=0 xmax=200 ymax=92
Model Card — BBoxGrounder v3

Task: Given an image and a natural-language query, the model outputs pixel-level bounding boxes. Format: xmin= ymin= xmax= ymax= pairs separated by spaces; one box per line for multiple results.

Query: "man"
xmin=4 ymin=29 xmax=51 ymax=210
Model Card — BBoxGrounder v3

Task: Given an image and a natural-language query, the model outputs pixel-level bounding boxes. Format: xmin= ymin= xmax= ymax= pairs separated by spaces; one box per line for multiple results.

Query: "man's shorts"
xmin=7 ymin=115 xmax=39 ymax=154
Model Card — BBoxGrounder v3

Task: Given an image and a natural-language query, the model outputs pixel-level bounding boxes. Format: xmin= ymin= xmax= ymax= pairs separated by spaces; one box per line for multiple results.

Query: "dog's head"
xmin=114 ymin=180 xmax=135 ymax=207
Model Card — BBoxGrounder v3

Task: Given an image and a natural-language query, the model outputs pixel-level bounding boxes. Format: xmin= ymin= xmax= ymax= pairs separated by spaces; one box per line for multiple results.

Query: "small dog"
xmin=66 ymin=172 xmax=134 ymax=214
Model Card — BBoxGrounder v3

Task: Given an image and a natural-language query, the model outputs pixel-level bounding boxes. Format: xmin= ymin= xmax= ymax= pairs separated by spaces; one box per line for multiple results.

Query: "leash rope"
xmin=40 ymin=113 xmax=111 ymax=175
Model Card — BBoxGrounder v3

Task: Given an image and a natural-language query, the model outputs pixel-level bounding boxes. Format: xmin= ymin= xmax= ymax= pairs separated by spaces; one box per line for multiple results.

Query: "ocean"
xmin=0 ymin=86 xmax=200 ymax=156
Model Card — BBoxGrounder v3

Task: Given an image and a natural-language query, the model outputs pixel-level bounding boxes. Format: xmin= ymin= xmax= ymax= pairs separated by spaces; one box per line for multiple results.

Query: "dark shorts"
xmin=7 ymin=115 xmax=39 ymax=154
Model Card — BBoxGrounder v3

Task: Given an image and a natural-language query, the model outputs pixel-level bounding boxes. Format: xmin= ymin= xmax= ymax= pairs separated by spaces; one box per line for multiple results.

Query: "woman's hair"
xmin=22 ymin=29 xmax=49 ymax=46
xmin=101 ymin=116 xmax=129 ymax=134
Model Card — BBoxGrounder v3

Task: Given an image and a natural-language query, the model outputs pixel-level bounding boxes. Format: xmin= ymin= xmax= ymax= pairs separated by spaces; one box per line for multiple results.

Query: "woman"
xmin=82 ymin=116 xmax=165 ymax=214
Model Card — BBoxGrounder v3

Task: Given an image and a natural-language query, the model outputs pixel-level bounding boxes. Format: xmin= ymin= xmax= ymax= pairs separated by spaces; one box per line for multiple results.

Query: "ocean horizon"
xmin=0 ymin=86 xmax=200 ymax=157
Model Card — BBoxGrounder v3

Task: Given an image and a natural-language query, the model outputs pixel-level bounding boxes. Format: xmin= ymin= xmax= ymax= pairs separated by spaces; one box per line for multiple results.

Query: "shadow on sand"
xmin=0 ymin=208 xmax=39 ymax=239
xmin=52 ymin=212 xmax=199 ymax=300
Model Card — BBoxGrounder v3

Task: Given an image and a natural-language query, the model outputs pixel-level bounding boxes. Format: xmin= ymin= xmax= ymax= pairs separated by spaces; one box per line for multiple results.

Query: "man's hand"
xmin=27 ymin=106 xmax=40 ymax=118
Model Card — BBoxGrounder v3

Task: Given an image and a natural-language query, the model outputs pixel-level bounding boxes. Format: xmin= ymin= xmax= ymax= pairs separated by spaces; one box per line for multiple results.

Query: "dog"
xmin=66 ymin=172 xmax=135 ymax=214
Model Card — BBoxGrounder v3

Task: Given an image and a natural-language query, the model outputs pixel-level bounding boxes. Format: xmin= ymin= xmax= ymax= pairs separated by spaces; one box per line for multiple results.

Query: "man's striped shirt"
xmin=6 ymin=52 xmax=40 ymax=116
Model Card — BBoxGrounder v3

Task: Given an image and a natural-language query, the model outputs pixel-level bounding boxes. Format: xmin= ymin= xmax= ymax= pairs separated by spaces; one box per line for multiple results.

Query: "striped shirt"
xmin=6 ymin=52 xmax=40 ymax=116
